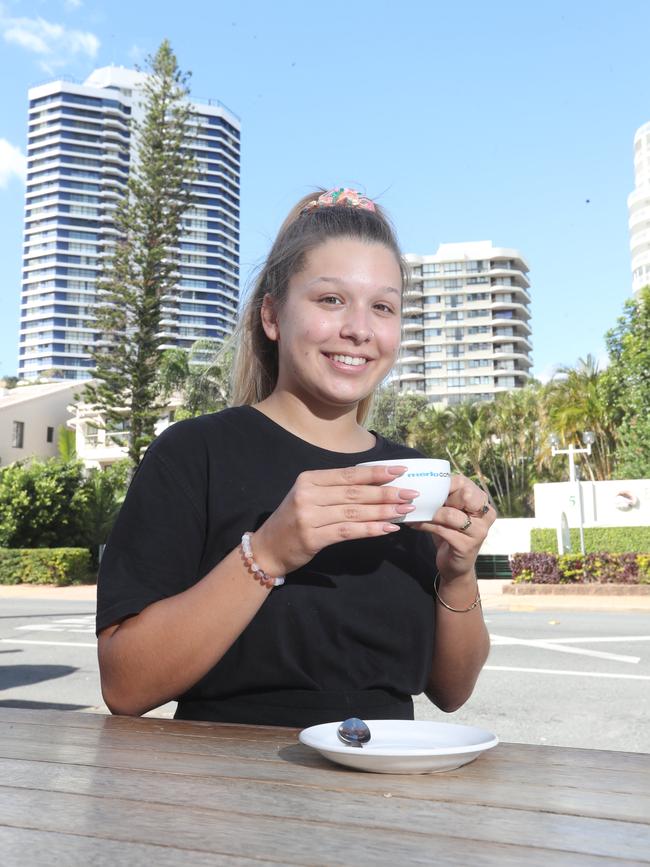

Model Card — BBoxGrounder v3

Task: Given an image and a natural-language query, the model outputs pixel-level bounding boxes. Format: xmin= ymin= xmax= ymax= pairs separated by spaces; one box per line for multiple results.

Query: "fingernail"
xmin=399 ymin=489 xmax=420 ymax=499
xmin=396 ymin=504 xmax=416 ymax=515
xmin=387 ymin=466 xmax=407 ymax=476
xmin=383 ymin=523 xmax=401 ymax=532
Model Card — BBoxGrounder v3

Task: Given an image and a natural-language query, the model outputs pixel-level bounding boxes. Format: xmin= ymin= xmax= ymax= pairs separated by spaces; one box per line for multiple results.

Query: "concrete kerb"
xmin=0 ymin=584 xmax=98 ymax=601
xmin=2 ymin=579 xmax=650 ymax=611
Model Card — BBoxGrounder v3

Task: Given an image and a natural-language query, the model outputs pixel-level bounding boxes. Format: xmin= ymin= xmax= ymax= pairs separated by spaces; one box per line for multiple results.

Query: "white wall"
xmin=534 ymin=479 xmax=650 ymax=528
xmin=479 ymin=518 xmax=537 ymax=556
xmin=0 ymin=384 xmax=79 ymax=467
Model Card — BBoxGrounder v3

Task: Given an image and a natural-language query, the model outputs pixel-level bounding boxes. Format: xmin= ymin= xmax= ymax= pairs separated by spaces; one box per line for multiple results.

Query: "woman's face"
xmin=262 ymin=237 xmax=403 ymax=414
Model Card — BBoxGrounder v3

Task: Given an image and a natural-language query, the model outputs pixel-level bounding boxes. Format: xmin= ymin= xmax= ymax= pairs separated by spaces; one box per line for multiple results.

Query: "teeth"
xmin=330 ymin=354 xmax=367 ymax=366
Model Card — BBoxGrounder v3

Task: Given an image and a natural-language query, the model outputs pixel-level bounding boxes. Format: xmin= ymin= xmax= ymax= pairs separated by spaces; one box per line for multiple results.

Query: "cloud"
xmin=64 ymin=0 xmax=83 ymax=9
xmin=0 ymin=8 xmax=99 ymax=72
xmin=0 ymin=139 xmax=27 ymax=187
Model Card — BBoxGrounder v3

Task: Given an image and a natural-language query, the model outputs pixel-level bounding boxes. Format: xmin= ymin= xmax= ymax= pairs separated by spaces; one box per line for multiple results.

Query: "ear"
xmin=260 ymin=293 xmax=280 ymax=342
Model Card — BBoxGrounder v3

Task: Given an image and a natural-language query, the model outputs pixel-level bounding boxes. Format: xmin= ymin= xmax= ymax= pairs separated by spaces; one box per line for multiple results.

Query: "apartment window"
xmin=46 ymin=426 xmax=54 ymax=443
xmin=12 ymin=421 xmax=25 ymax=448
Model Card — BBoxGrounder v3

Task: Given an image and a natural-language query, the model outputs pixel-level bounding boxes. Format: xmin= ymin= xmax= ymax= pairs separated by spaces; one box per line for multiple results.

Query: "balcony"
xmin=399 ymin=371 xmax=426 ymax=382
xmin=402 ymin=304 xmax=424 ymax=316
xmin=402 ymin=340 xmax=424 ymax=358
xmin=398 ymin=354 xmax=425 ymax=367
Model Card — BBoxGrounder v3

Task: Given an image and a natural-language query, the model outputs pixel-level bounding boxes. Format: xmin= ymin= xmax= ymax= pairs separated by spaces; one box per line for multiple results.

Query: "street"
xmin=1 ymin=598 xmax=649 ymax=753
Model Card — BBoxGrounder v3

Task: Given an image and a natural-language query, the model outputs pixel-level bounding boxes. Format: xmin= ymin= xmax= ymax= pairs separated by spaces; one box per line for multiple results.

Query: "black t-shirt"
xmin=96 ymin=405 xmax=437 ymax=727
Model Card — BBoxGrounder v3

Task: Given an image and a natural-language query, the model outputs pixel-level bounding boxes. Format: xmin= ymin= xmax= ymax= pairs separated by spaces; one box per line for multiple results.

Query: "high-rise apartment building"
xmin=394 ymin=241 xmax=532 ymax=405
xmin=628 ymin=120 xmax=650 ymax=297
xmin=19 ymin=66 xmax=240 ymax=381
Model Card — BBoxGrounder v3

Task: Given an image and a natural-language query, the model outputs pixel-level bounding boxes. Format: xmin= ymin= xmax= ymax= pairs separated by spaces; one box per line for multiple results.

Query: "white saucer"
xmin=298 ymin=719 xmax=498 ymax=774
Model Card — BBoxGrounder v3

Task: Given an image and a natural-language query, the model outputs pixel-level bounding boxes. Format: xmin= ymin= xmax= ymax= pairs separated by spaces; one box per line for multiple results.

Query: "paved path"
xmin=2 ymin=579 xmax=650 ymax=612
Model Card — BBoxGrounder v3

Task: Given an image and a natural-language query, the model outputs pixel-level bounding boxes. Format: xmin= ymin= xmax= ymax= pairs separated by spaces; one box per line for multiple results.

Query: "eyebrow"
xmin=309 ymin=276 xmax=401 ymax=295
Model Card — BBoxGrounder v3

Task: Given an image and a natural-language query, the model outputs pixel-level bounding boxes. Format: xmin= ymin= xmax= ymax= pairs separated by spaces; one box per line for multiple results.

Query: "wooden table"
xmin=0 ymin=708 xmax=648 ymax=866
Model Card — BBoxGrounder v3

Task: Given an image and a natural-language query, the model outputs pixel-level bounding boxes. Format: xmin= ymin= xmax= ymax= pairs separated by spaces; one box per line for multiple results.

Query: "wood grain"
xmin=0 ymin=708 xmax=648 ymax=866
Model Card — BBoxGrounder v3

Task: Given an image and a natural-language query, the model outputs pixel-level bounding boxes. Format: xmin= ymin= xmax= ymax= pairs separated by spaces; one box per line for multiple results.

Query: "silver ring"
xmin=459 ymin=515 xmax=472 ymax=532
xmin=479 ymin=501 xmax=490 ymax=516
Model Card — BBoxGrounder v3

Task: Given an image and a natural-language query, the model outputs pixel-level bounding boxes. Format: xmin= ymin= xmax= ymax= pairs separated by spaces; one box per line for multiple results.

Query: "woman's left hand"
xmin=409 ymin=475 xmax=496 ymax=580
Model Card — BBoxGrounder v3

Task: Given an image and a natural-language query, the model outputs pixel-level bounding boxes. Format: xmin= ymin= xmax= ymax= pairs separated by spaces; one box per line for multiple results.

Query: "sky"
xmin=0 ymin=0 xmax=648 ymax=380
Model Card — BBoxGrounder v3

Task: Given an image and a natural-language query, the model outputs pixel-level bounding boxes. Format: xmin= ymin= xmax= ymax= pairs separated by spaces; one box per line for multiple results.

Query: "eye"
xmin=319 ymin=295 xmax=343 ymax=305
xmin=374 ymin=302 xmax=396 ymax=314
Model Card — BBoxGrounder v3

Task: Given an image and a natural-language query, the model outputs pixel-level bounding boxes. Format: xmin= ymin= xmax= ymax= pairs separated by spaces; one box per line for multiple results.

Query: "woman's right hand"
xmin=252 ymin=465 xmax=419 ymax=577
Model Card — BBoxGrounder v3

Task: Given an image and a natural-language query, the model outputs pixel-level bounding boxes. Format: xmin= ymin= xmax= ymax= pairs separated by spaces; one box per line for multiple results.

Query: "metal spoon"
xmin=337 ymin=717 xmax=371 ymax=749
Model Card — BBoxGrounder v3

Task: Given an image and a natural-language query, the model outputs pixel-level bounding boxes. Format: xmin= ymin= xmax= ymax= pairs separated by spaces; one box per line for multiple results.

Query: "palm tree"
xmin=481 ymin=385 xmax=543 ymax=516
xmin=545 ymin=355 xmax=617 ymax=480
xmin=158 ymin=339 xmax=232 ymax=419
xmin=57 ymin=426 xmax=77 ymax=462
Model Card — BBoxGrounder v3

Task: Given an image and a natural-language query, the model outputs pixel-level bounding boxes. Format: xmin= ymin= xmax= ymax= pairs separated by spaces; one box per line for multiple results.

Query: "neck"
xmin=254 ymin=391 xmax=375 ymax=453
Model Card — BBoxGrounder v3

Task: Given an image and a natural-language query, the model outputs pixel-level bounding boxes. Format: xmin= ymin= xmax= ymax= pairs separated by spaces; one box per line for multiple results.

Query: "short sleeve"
xmin=96 ymin=442 xmax=207 ymax=635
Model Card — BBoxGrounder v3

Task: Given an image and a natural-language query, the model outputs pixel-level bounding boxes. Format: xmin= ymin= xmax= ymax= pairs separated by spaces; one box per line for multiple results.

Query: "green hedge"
xmin=531 ymin=526 xmax=650 ymax=554
xmin=0 ymin=548 xmax=94 ymax=586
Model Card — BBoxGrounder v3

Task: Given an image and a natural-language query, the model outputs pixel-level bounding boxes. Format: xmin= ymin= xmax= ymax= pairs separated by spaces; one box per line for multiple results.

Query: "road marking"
xmin=14 ymin=625 xmax=95 ymax=634
xmin=538 ymin=635 xmax=650 ymax=644
xmin=485 ymin=665 xmax=650 ymax=681
xmin=1 ymin=639 xmax=96 ymax=648
xmin=54 ymin=618 xmax=95 ymax=624
xmin=489 ymin=633 xmax=641 ymax=664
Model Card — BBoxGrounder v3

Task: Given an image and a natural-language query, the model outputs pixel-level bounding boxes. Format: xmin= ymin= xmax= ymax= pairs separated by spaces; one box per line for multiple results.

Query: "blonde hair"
xmin=223 ymin=189 xmax=407 ymax=425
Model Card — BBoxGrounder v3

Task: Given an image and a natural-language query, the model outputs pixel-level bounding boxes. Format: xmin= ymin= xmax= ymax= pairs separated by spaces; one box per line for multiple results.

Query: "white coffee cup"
xmin=356 ymin=458 xmax=452 ymax=523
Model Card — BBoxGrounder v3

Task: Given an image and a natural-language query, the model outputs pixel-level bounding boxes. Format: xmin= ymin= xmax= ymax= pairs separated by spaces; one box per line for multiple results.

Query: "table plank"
xmin=0 ymin=786 xmax=642 ymax=867
xmin=0 ymin=825 xmax=274 ymax=867
xmin=1 ymin=719 xmax=648 ymax=802
xmin=1 ymin=741 xmax=649 ymax=826
xmin=1 ymin=756 xmax=650 ymax=861
xmin=0 ymin=708 xmax=646 ymax=774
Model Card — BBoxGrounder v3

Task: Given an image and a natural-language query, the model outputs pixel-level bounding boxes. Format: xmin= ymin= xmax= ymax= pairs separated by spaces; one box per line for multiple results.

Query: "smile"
xmin=325 ymin=353 xmax=370 ymax=367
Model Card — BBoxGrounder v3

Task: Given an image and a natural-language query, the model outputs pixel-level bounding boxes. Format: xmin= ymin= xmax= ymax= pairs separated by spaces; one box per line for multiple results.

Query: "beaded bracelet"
xmin=433 ymin=572 xmax=481 ymax=613
xmin=240 ymin=532 xmax=285 ymax=589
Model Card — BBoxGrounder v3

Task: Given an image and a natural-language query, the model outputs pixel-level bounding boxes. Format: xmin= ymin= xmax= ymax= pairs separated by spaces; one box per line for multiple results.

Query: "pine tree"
xmin=84 ymin=40 xmax=198 ymax=470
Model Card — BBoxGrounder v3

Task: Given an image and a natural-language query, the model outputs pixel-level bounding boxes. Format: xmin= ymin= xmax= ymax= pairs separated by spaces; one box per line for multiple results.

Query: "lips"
xmin=324 ymin=353 xmax=371 ymax=367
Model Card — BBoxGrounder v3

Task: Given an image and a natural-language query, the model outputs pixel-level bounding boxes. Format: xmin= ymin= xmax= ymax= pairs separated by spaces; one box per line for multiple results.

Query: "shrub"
xmin=0 ymin=460 xmax=87 ymax=548
xmin=0 ymin=457 xmax=129 ymax=559
xmin=510 ymin=553 xmax=561 ymax=584
xmin=0 ymin=548 xmax=93 ymax=586
xmin=531 ymin=526 xmax=650 ymax=554
xmin=511 ymin=551 xmax=650 ymax=584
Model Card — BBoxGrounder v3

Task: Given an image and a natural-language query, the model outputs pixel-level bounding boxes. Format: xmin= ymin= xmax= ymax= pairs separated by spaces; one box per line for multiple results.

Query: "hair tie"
xmin=301 ymin=187 xmax=376 ymax=215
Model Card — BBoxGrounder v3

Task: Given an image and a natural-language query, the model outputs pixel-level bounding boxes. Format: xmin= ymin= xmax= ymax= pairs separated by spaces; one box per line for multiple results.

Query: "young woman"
xmin=96 ymin=187 xmax=494 ymax=727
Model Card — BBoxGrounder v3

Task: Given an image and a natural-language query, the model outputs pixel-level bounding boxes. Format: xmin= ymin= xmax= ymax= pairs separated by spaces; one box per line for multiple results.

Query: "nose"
xmin=339 ymin=310 xmax=374 ymax=344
